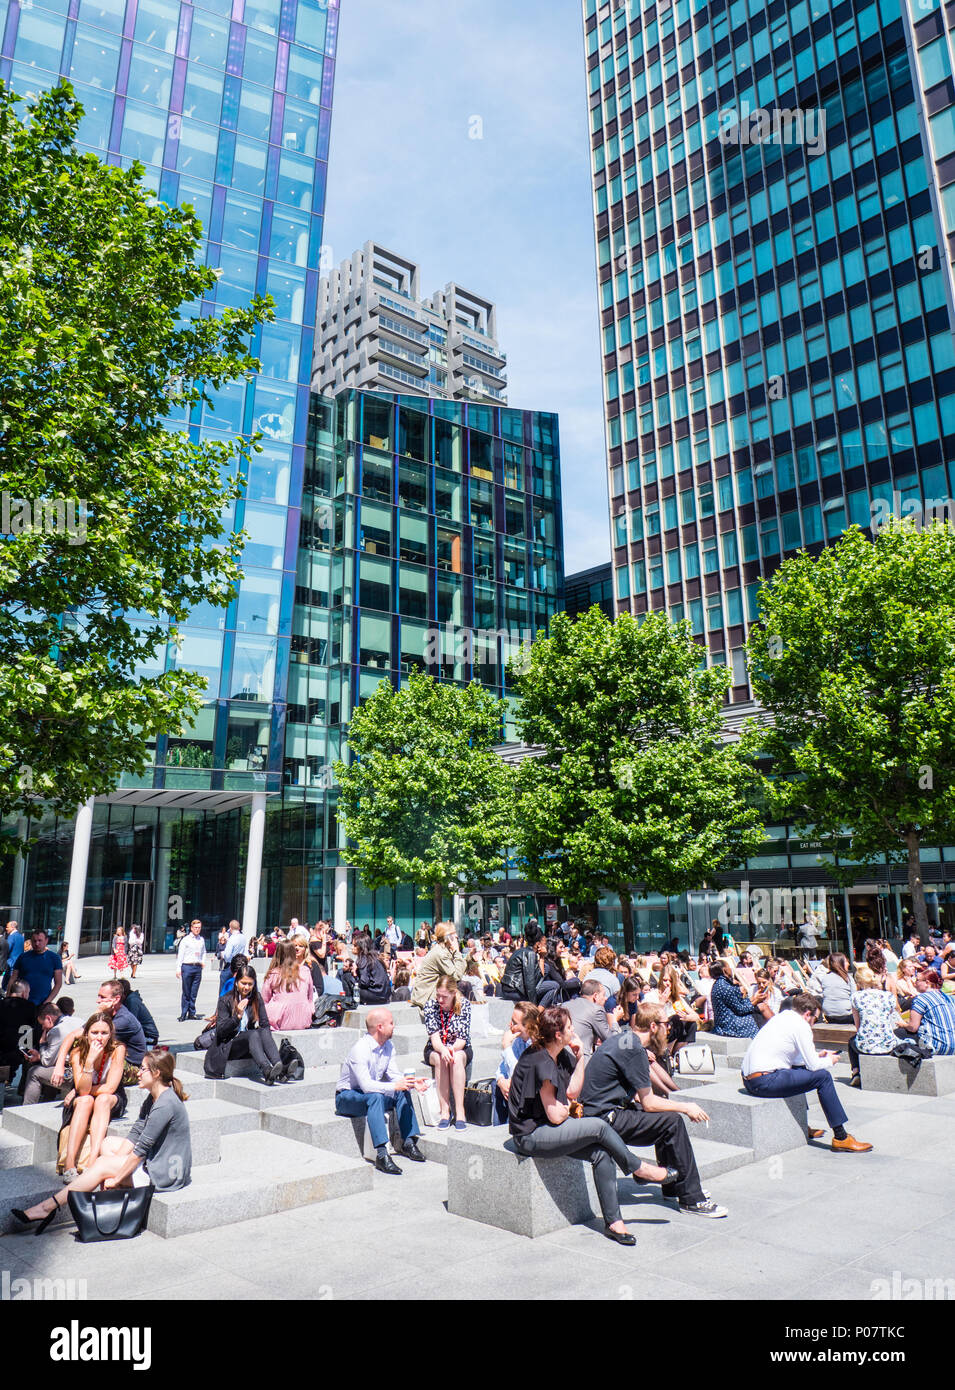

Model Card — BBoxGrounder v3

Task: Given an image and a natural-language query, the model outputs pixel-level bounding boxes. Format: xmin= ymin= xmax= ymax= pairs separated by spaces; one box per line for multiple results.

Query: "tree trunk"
xmin=432 ymin=882 xmax=443 ymax=927
xmin=905 ymin=830 xmax=930 ymax=944
xmin=618 ymin=890 xmax=635 ymax=955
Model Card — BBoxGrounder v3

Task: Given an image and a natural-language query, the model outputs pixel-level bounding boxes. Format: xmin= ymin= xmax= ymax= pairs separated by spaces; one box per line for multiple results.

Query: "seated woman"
xmin=262 ymin=940 xmax=314 ymax=1031
xmin=391 ymin=966 xmax=412 ymax=1002
xmin=59 ymin=1012 xmax=128 ymax=1182
xmin=865 ymin=946 xmax=898 ymax=1002
xmin=751 ymin=968 xmax=783 ymax=1021
xmin=204 ymin=964 xmax=287 ymax=1085
xmin=13 ymin=1050 xmax=192 ymax=1233
xmin=355 ymin=934 xmax=393 ymax=1006
xmin=422 ymin=976 xmax=472 ymax=1130
xmin=462 ymin=955 xmax=489 ymax=1004
xmin=710 ymin=959 xmax=761 ymax=1038
xmin=808 ymin=953 xmax=855 ymax=1023
xmin=536 ymin=938 xmax=579 ymax=1006
xmin=849 ymin=964 xmax=904 ymax=1087
xmin=494 ymin=1000 xmax=539 ymax=1124
xmin=659 ymin=964 xmax=698 ymax=1056
xmin=507 ymin=1006 xmax=677 ymax=1247
xmin=895 ymin=956 xmax=920 ymax=1006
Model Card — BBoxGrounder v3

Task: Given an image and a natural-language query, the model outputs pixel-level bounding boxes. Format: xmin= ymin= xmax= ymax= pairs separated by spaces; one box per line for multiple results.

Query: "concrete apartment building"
xmin=314 ymin=241 xmax=508 ymax=404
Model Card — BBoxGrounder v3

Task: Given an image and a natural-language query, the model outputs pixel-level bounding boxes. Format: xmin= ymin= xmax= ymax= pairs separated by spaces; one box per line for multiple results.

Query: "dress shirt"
xmin=177 ymin=933 xmax=207 ymax=967
xmin=741 ymin=1011 xmax=827 ymax=1077
xmin=336 ymin=1033 xmax=401 ymax=1094
xmin=223 ymin=931 xmax=248 ymax=965
xmin=39 ymin=1018 xmax=75 ymax=1067
xmin=385 ymin=922 xmax=402 ymax=948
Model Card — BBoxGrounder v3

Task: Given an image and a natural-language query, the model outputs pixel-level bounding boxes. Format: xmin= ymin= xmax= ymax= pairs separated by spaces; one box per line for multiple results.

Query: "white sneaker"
xmin=679 ymin=1197 xmax=728 ymax=1218
xmin=61 ymin=1167 xmax=80 ymax=1183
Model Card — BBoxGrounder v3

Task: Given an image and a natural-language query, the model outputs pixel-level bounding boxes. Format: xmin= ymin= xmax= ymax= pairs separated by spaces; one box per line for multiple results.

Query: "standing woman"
xmin=204 ymin=964 xmax=286 ymax=1085
xmin=507 ymin=1006 xmax=676 ymax=1246
xmin=126 ymin=923 xmax=145 ymax=979
xmin=107 ymin=927 xmax=128 ymax=980
xmin=13 ymin=1050 xmax=192 ymax=1232
xmin=422 ymin=977 xmax=472 ymax=1130
xmin=59 ymin=1012 xmax=128 ymax=1181
xmin=262 ymin=939 xmax=314 ymax=1031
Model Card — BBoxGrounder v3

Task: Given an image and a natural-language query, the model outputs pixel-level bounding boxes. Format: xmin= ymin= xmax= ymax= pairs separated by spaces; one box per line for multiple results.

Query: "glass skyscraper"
xmin=586 ymin=0 xmax=955 ymax=705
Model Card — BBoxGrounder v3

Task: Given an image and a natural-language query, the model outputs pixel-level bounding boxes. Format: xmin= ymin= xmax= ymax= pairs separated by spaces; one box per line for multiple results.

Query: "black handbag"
xmin=463 ymin=1078 xmax=495 ymax=1126
xmin=279 ymin=1037 xmax=305 ymax=1079
xmin=68 ymin=1186 xmax=154 ymax=1243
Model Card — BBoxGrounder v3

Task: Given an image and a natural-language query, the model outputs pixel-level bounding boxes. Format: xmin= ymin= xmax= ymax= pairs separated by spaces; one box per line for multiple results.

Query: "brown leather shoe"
xmin=808 ymin=1128 xmax=825 ymax=1140
xmin=831 ymin=1134 xmax=873 ymax=1153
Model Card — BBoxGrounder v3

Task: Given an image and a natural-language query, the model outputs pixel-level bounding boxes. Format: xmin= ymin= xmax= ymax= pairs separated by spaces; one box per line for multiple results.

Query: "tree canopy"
xmin=334 ymin=672 xmax=513 ymax=923
xmin=511 ymin=607 xmax=765 ymax=951
xmin=0 ymin=82 xmax=271 ymax=843
xmin=746 ymin=520 xmax=955 ymax=940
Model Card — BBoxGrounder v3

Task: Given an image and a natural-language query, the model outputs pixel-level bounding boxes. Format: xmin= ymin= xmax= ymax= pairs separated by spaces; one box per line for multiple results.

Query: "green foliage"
xmin=334 ymin=673 xmax=513 ymax=912
xmin=511 ymin=606 xmax=765 ymax=946
xmin=0 ymin=82 xmax=272 ymax=840
xmin=746 ymin=522 xmax=955 ymax=923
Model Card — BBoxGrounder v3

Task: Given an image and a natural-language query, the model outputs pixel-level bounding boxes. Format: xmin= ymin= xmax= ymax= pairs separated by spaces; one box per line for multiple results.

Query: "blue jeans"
xmin=743 ymin=1067 xmax=848 ymax=1130
xmin=335 ymin=1088 xmax=420 ymax=1150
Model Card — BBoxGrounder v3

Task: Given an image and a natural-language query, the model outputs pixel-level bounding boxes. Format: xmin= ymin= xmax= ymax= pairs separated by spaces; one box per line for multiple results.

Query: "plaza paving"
xmin=1 ymin=956 xmax=952 ymax=1301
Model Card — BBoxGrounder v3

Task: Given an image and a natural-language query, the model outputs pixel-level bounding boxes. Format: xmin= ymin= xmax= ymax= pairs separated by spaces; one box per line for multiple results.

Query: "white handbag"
xmin=412 ymin=1080 xmax=442 ymax=1127
xmin=676 ymin=1044 xmax=716 ymax=1076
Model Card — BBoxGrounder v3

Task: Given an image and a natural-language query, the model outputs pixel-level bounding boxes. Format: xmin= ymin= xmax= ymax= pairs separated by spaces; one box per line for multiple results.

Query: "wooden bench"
xmin=812 ymin=1023 xmax=855 ymax=1050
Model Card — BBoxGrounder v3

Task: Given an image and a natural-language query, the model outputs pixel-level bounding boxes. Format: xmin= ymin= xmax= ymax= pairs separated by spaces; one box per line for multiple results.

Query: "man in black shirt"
xmin=580 ymin=1001 xmax=728 ymax=1219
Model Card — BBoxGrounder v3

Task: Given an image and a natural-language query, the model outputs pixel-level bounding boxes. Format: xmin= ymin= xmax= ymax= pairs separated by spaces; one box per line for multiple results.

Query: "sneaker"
xmin=679 ymin=1197 xmax=728 ymax=1218
xmin=61 ymin=1167 xmax=80 ymax=1184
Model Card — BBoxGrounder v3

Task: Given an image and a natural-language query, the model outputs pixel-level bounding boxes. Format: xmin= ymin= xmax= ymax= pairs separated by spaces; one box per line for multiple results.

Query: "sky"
xmin=322 ymin=0 xmax=610 ymax=576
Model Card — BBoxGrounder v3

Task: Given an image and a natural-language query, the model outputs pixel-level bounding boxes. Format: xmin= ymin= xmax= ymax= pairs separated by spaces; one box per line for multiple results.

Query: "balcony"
xmin=459 ymin=348 xmax=507 ymax=381
xmin=376 ymin=337 xmax=429 ymax=374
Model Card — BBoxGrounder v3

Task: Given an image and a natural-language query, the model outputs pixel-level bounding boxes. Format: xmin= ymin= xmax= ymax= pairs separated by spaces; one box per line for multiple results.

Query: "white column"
xmin=452 ymin=892 xmax=466 ymax=932
xmin=64 ymin=798 xmax=95 ymax=958
xmin=9 ymin=816 xmax=28 ymax=911
xmin=333 ymin=865 xmax=349 ymax=935
xmin=242 ymin=792 xmax=267 ymax=940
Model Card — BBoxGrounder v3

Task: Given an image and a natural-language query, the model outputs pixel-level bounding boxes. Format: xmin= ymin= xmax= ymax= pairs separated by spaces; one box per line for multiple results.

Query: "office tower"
xmin=291 ymin=389 xmax=562 ymax=925
xmin=584 ymin=0 xmax=955 ymax=710
xmin=0 ymin=0 xmax=340 ymax=945
xmin=563 ymin=562 xmax=614 ymax=618
xmin=314 ymin=241 xmax=508 ymax=403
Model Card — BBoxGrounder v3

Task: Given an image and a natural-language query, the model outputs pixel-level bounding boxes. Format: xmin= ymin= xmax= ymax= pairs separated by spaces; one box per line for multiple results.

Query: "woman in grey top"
xmin=12 ymin=1050 xmax=191 ymax=1232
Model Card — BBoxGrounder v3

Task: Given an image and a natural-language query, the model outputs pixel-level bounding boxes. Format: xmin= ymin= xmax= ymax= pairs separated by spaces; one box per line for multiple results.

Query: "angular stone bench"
xmin=263 ymin=1096 xmax=451 ymax=1165
xmin=673 ymin=1082 xmax=807 ymax=1156
xmin=859 ymin=1052 xmax=955 ymax=1097
xmin=445 ymin=1123 xmax=755 ymax=1238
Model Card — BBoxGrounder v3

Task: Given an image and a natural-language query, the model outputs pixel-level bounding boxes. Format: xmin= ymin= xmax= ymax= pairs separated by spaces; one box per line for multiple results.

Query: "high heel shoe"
xmin=10 ymin=1195 xmax=64 ymax=1233
xmin=633 ymin=1164 xmax=681 ymax=1186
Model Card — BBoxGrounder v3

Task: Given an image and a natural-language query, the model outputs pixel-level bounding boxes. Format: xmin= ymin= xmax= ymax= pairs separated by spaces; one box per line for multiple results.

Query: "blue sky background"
xmin=322 ymin=0 xmax=610 ymax=575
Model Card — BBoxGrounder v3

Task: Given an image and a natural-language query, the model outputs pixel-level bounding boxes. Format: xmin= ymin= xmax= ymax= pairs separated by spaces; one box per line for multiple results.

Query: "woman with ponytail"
xmin=13 ymin=1050 xmax=192 ymax=1232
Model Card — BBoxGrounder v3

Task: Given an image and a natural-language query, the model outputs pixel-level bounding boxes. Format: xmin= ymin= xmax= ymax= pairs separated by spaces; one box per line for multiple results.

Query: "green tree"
xmin=746 ymin=520 xmax=955 ymax=942
xmin=0 ymin=82 xmax=271 ymax=844
xmin=511 ymin=607 xmax=765 ymax=952
xmin=334 ymin=672 xmax=513 ymax=924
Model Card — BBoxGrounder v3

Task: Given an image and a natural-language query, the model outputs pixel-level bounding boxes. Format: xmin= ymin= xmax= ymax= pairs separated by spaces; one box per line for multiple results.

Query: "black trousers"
xmin=225 ymin=1028 xmax=280 ymax=1077
xmin=602 ymin=1106 xmax=705 ymax=1205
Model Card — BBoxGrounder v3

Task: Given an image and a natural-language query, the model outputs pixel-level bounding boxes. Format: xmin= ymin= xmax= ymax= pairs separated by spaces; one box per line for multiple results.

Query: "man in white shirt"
xmin=222 ymin=919 xmax=247 ymax=968
xmin=901 ymin=931 xmax=920 ymax=960
xmin=335 ymin=1009 xmax=429 ymax=1173
xmin=384 ymin=917 xmax=402 ymax=950
xmin=741 ymin=991 xmax=872 ymax=1152
xmin=176 ymin=919 xmax=207 ymax=1021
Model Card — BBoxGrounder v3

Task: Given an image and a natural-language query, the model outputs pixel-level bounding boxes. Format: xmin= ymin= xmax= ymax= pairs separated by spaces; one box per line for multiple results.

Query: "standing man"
xmin=741 ymin=992 xmax=872 ymax=1151
xmin=335 ymin=1009 xmax=429 ymax=1173
xmin=384 ymin=916 xmax=402 ymax=951
xmin=176 ymin=918 xmax=207 ymax=1022
xmin=2 ymin=920 xmax=24 ymax=991
xmin=7 ymin=929 xmax=62 ymax=1008
xmin=222 ymin=919 xmax=247 ymax=971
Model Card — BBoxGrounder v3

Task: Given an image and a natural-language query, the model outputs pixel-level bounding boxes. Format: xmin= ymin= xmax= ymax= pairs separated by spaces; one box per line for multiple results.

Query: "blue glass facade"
xmin=586 ymin=0 xmax=955 ymax=703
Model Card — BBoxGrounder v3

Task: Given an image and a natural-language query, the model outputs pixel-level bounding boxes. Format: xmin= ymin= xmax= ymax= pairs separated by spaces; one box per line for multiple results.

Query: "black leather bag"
xmin=279 ymin=1037 xmax=305 ymax=1079
xmin=68 ymin=1186 xmax=154 ymax=1243
xmin=463 ymin=1078 xmax=495 ymax=1126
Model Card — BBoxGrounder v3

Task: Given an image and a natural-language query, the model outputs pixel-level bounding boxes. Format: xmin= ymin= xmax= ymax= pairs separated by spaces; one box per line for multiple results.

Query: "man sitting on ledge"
xmin=335 ymin=1008 xmax=429 ymax=1174
xmin=741 ymin=991 xmax=872 ymax=1152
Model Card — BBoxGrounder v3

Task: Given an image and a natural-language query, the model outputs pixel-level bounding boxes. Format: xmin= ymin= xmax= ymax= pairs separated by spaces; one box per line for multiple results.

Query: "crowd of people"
xmin=3 ymin=907 xmax=955 ymax=1245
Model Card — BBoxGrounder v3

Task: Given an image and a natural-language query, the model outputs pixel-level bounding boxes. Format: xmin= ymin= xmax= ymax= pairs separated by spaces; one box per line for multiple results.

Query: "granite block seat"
xmin=673 ymin=1082 xmax=808 ymax=1156
xmin=212 ymin=1066 xmax=343 ymax=1111
xmin=858 ymin=1052 xmax=955 ymax=1097
xmin=262 ymin=1096 xmax=450 ymax=1164
xmin=445 ymin=1124 xmax=755 ymax=1238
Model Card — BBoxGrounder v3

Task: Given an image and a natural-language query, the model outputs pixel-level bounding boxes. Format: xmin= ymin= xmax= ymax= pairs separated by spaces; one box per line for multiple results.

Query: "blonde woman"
xmin=895 ymin=956 xmax=920 ymax=1005
xmin=410 ymin=922 xmax=465 ymax=1009
xmin=422 ymin=977 xmax=472 ymax=1129
xmin=849 ymin=964 xmax=904 ymax=1086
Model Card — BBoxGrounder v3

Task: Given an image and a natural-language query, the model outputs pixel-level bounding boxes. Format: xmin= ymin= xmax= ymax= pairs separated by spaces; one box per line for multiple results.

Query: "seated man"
xmin=579 ymin=1001 xmax=727 ymax=1218
xmin=118 ymin=978 xmax=160 ymax=1048
xmin=741 ymin=991 xmax=872 ymax=1151
xmin=905 ymin=972 xmax=955 ymax=1055
xmin=21 ymin=1003 xmax=75 ymax=1104
xmin=565 ymin=979 xmax=615 ymax=1058
xmin=0 ymin=982 xmax=36 ymax=1087
xmin=50 ymin=980 xmax=148 ymax=1088
xmin=335 ymin=1008 xmax=428 ymax=1174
